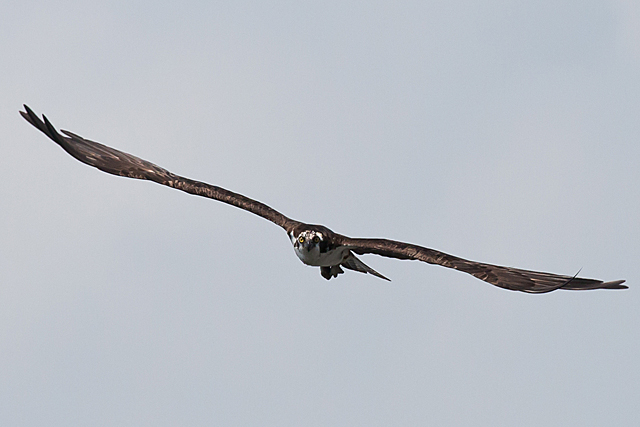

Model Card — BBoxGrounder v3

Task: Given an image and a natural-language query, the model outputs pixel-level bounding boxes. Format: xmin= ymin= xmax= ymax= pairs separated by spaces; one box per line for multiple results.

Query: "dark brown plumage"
xmin=20 ymin=105 xmax=627 ymax=293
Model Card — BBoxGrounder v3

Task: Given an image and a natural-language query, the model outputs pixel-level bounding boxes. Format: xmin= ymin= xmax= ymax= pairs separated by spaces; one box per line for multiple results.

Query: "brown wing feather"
xmin=21 ymin=106 xmax=626 ymax=292
xmin=338 ymin=236 xmax=626 ymax=293
xmin=20 ymin=105 xmax=300 ymax=232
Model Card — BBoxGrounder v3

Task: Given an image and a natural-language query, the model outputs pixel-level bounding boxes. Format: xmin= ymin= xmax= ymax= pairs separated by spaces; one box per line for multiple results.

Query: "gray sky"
xmin=2 ymin=0 xmax=639 ymax=425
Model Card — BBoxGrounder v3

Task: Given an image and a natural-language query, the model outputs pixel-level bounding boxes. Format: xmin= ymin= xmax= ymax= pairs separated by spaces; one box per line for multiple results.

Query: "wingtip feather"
xmin=601 ymin=279 xmax=627 ymax=290
xmin=42 ymin=114 xmax=64 ymax=144
xmin=20 ymin=104 xmax=36 ymax=124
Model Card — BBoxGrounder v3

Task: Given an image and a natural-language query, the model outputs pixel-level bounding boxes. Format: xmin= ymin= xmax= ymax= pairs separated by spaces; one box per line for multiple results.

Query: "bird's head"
xmin=289 ymin=225 xmax=336 ymax=265
xmin=291 ymin=229 xmax=324 ymax=253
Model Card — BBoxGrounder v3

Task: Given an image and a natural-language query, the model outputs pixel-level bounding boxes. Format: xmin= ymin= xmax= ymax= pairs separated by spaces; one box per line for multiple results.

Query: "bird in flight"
xmin=20 ymin=105 xmax=626 ymax=293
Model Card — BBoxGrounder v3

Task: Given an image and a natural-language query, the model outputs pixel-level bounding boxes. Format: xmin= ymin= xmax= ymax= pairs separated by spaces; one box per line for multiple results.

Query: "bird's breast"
xmin=294 ymin=245 xmax=349 ymax=267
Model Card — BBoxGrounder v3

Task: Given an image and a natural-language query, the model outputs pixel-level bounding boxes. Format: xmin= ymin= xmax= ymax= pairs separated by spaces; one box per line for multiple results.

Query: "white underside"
xmin=294 ymin=245 xmax=351 ymax=267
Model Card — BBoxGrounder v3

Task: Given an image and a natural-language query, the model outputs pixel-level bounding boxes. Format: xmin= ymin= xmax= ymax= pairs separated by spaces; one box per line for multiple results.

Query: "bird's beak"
xmin=304 ymin=240 xmax=314 ymax=251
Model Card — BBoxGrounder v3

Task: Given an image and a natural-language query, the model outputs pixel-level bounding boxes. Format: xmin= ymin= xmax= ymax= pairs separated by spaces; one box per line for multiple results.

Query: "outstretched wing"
xmin=20 ymin=105 xmax=300 ymax=232
xmin=337 ymin=236 xmax=626 ymax=293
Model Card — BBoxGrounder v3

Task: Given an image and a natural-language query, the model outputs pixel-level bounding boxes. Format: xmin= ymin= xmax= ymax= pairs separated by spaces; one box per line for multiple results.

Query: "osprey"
xmin=20 ymin=105 xmax=627 ymax=293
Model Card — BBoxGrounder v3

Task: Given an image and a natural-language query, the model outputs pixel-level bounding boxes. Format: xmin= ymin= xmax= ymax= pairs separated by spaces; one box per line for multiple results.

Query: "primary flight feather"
xmin=20 ymin=105 xmax=627 ymax=293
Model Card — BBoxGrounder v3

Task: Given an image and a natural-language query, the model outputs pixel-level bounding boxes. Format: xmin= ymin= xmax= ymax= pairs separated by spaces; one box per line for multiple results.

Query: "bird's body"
xmin=20 ymin=105 xmax=626 ymax=293
xmin=290 ymin=227 xmax=346 ymax=267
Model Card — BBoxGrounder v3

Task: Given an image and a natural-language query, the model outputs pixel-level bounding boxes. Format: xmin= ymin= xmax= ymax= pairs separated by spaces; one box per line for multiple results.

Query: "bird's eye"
xmin=313 ymin=236 xmax=320 ymax=243
xmin=298 ymin=237 xmax=305 ymax=243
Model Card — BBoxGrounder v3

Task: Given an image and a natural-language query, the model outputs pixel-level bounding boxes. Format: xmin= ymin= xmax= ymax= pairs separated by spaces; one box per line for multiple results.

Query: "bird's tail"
xmin=341 ymin=252 xmax=391 ymax=281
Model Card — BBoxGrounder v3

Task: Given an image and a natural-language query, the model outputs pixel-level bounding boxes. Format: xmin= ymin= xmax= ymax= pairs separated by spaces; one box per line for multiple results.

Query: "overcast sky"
xmin=1 ymin=1 xmax=639 ymax=425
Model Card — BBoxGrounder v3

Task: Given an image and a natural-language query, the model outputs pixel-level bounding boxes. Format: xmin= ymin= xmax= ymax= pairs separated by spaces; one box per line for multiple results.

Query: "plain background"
xmin=1 ymin=1 xmax=638 ymax=425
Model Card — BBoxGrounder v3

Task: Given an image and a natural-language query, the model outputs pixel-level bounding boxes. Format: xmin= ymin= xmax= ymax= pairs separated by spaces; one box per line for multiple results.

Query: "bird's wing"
xmin=20 ymin=105 xmax=300 ymax=232
xmin=337 ymin=236 xmax=626 ymax=293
